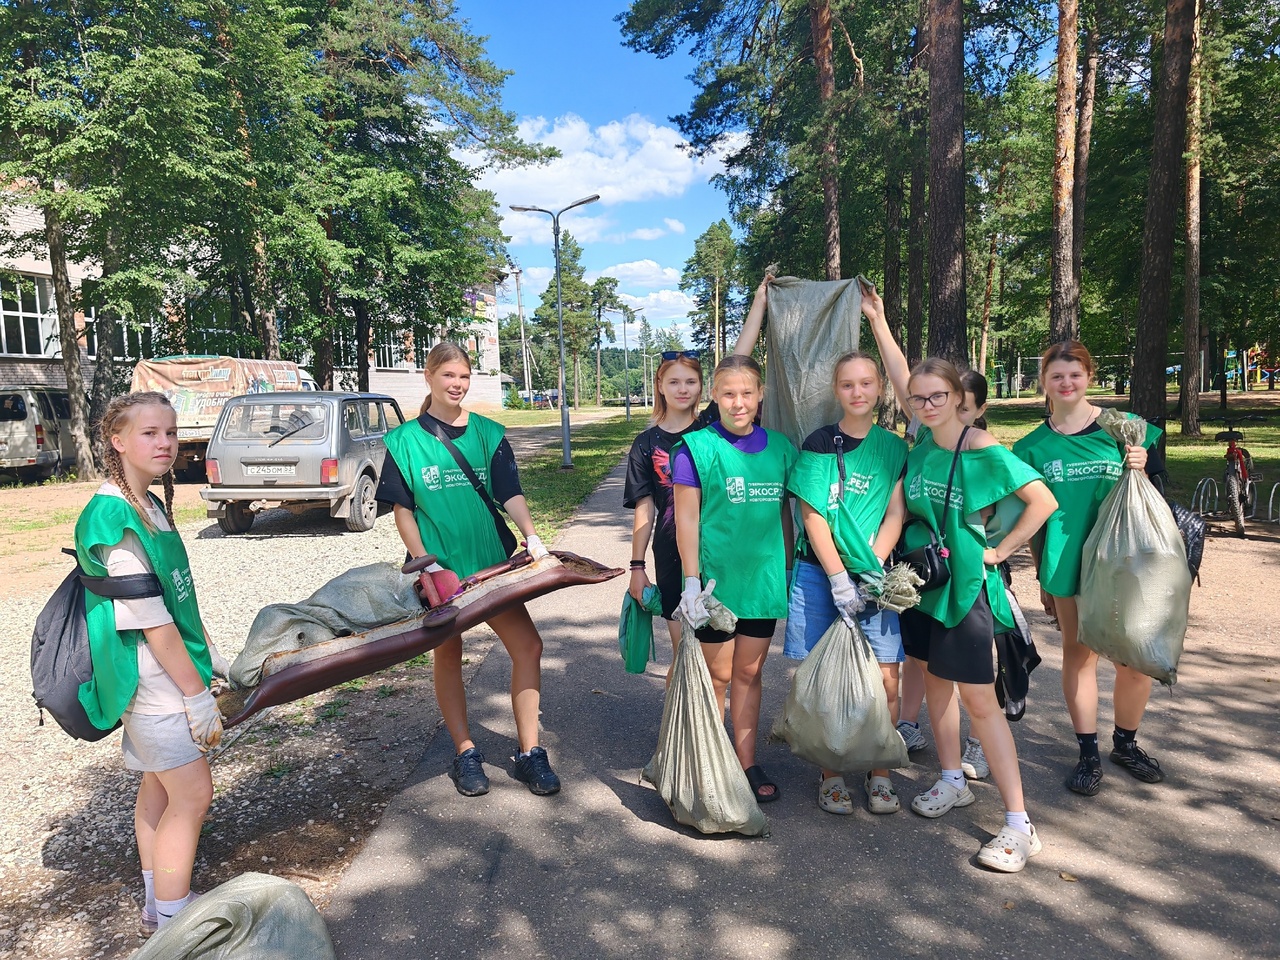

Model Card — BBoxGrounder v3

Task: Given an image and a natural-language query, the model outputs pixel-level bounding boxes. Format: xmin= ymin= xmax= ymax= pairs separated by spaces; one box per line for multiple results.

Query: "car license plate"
xmin=244 ymin=464 xmax=295 ymax=477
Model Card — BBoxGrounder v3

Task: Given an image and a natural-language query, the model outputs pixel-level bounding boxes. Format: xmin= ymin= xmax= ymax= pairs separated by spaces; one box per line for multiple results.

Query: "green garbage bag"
xmin=619 ymin=585 xmax=663 ymax=674
xmin=771 ymin=616 xmax=909 ymax=773
xmin=642 ymin=598 xmax=768 ymax=837
xmin=1077 ymin=409 xmax=1192 ymax=686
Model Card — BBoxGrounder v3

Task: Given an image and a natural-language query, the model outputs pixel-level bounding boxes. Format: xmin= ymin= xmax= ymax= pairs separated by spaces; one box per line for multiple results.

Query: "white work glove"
xmin=525 ymin=534 xmax=548 ymax=561
xmin=678 ymin=576 xmax=716 ymax=628
xmin=207 ymin=640 xmax=231 ymax=680
xmin=829 ymin=571 xmax=867 ymax=627
xmin=425 ymin=560 xmax=444 ymax=573
xmin=183 ymin=689 xmax=224 ymax=752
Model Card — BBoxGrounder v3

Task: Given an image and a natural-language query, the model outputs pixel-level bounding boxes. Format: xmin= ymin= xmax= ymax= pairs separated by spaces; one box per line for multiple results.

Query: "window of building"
xmin=84 ymin=312 xmax=157 ymax=362
xmin=0 ymin=275 xmax=56 ymax=357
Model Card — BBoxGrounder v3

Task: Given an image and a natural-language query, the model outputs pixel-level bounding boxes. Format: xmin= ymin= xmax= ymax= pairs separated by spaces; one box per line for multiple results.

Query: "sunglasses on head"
xmin=661 ymin=350 xmax=701 ymax=361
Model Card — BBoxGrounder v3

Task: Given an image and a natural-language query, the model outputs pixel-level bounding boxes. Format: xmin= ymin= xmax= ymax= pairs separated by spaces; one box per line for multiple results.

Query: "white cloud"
xmin=664 ymin=218 xmax=687 ymax=235
xmin=620 ymin=288 xmax=697 ymax=322
xmin=587 ymin=259 xmax=681 ymax=289
xmin=628 ymin=227 xmax=666 ymax=241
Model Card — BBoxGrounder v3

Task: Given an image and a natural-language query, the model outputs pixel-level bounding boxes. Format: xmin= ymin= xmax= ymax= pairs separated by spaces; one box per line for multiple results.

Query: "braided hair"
xmin=100 ymin=392 xmax=177 ymax=531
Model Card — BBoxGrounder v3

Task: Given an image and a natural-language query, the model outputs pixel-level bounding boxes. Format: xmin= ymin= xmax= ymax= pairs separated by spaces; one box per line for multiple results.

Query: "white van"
xmin=0 ymin=386 xmax=76 ymax=481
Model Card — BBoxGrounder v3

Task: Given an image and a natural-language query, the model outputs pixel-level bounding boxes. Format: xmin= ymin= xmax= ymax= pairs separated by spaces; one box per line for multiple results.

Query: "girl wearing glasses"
xmin=784 ymin=350 xmax=910 ymax=815
xmin=1012 ymin=341 xmax=1164 ymax=798
xmin=671 ymin=352 xmax=798 ymax=804
xmin=899 ymin=358 xmax=1057 ymax=872
xmin=624 ymin=276 xmax=771 ymax=677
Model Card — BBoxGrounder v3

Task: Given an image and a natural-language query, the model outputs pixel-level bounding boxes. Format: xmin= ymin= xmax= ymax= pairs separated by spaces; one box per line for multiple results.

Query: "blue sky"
xmin=457 ymin=0 xmax=736 ymax=343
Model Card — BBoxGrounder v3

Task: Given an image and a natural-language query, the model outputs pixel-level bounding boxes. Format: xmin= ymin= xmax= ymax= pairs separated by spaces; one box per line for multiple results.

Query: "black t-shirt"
xmin=375 ymin=411 xmax=523 ymax=511
xmin=1052 ymin=419 xmax=1167 ymax=480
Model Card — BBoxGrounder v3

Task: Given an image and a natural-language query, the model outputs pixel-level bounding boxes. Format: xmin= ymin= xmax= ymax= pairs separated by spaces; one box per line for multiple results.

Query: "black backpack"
xmin=1167 ymin=500 xmax=1206 ymax=584
xmin=31 ymin=549 xmax=163 ymax=741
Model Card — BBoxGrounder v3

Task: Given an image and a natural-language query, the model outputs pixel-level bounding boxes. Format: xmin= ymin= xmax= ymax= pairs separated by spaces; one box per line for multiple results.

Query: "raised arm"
xmin=732 ymin=274 xmax=775 ymax=356
xmin=859 ymin=279 xmax=912 ymax=419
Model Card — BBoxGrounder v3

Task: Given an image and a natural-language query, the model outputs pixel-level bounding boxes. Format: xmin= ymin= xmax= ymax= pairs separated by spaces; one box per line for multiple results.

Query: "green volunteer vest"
xmin=384 ymin=413 xmax=510 ymax=579
xmin=74 ymin=494 xmax=212 ymax=729
xmin=903 ymin=440 xmax=1044 ymax=631
xmin=678 ymin=427 xmax=797 ymax=619
xmin=787 ymin=425 xmax=908 ymax=578
xmin=1012 ymin=416 xmax=1162 ymax=597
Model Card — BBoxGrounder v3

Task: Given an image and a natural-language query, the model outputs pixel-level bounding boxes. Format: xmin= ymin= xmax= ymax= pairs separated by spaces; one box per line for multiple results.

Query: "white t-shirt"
xmin=91 ymin=483 xmax=186 ymax=715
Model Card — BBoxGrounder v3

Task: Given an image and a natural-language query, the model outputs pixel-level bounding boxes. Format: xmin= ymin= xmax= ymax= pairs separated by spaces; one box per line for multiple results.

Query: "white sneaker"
xmin=897 ymin=720 xmax=928 ymax=753
xmin=961 ymin=737 xmax=990 ymax=780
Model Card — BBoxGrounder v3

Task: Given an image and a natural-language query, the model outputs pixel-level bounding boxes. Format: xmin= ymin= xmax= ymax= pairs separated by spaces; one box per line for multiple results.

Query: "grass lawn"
xmin=521 ymin=413 xmax=634 ymax=537
xmin=488 ymin=406 xmax=619 ymax=427
xmin=983 ymin=392 xmax=1280 ymax=506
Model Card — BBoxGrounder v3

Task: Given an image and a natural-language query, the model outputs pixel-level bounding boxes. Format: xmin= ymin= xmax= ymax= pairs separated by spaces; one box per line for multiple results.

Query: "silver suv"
xmin=201 ymin=391 xmax=405 ymax=534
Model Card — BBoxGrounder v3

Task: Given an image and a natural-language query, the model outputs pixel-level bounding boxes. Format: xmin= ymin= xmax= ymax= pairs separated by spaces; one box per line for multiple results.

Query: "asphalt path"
xmin=326 ymin=460 xmax=1280 ymax=960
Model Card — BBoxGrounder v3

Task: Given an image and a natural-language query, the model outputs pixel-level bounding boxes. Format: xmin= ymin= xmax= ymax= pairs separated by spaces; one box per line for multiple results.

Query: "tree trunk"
xmin=926 ymin=0 xmax=967 ymax=365
xmin=43 ymin=205 xmax=99 ymax=478
xmin=573 ymin=351 xmax=580 ymax=409
xmin=978 ymin=157 xmax=1008 ymax=377
xmin=354 ymin=299 xmax=371 ymax=392
xmin=1131 ymin=0 xmax=1196 ymax=423
xmin=1050 ymin=0 xmax=1080 ymax=343
xmin=1072 ymin=14 xmax=1100 ymax=301
xmin=88 ymin=220 xmax=123 ymax=471
xmin=906 ymin=0 xmax=929 ymax=368
xmin=881 ymin=167 xmax=904 ymax=428
xmin=1180 ymin=0 xmax=1203 ymax=438
xmin=595 ymin=330 xmax=603 ymax=407
xmin=808 ymin=0 xmax=842 ymax=280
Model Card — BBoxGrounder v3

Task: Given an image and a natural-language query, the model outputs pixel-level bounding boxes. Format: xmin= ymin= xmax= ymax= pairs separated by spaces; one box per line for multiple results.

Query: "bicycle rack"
xmin=1192 ymin=477 xmax=1219 ymax=516
xmin=1269 ymin=483 xmax=1280 ymax=524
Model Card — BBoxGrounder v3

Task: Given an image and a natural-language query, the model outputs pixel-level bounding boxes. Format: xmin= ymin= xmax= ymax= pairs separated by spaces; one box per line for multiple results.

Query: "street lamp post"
xmin=510 ymin=265 xmax=531 ymax=404
xmin=510 ymin=193 xmax=600 ymax=470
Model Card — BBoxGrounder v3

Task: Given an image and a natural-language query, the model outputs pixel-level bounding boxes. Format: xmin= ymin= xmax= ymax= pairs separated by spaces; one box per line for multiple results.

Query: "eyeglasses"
xmin=661 ymin=350 xmax=701 ymax=361
xmin=906 ymin=390 xmax=951 ymax=410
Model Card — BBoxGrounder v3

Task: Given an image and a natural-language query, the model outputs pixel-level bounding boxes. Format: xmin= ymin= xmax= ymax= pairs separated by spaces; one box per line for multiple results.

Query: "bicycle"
xmin=1205 ymin=416 xmax=1263 ymax=536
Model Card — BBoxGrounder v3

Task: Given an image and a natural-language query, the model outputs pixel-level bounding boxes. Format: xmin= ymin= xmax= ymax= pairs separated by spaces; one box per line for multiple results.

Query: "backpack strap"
xmin=61 ymin=547 xmax=164 ymax=599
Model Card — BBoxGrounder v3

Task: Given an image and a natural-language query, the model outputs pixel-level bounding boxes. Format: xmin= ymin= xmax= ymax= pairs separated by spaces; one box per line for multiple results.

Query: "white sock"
xmin=142 ymin=870 xmax=155 ymax=917
xmin=941 ymin=769 xmax=966 ymax=791
xmin=155 ymin=892 xmax=196 ymax=928
xmin=1004 ymin=810 xmax=1034 ymax=836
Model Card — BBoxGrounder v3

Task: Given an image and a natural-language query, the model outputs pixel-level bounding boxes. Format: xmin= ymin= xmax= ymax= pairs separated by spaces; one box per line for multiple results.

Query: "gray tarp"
xmin=762 ymin=276 xmax=863 ymax=446
xmin=230 ymin=563 xmax=422 ymax=688
xmin=130 ymin=873 xmax=335 ymax=960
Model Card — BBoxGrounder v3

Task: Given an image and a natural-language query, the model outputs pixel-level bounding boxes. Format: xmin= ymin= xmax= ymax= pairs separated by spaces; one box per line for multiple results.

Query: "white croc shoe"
xmin=864 ymin=774 xmax=901 ymax=814
xmin=910 ymin=779 xmax=976 ymax=818
xmin=976 ymin=825 xmax=1043 ymax=873
xmin=818 ymin=775 xmax=854 ymax=815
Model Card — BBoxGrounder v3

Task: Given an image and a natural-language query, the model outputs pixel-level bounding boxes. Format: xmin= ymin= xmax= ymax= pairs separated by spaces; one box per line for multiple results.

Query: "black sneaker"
xmin=449 ymin=747 xmax=490 ymax=796
xmin=1067 ymin=756 xmax=1104 ymax=796
xmin=513 ymin=746 xmax=561 ymax=795
xmin=1109 ymin=740 xmax=1164 ymax=783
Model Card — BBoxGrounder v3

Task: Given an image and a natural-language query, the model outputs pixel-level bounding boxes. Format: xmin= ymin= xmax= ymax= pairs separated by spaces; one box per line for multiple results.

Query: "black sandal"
xmin=744 ymin=765 xmax=780 ymax=804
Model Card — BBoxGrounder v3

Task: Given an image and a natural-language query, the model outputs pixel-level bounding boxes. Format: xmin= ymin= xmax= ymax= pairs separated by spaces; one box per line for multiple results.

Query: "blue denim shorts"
xmin=784 ymin=560 xmax=904 ymax=663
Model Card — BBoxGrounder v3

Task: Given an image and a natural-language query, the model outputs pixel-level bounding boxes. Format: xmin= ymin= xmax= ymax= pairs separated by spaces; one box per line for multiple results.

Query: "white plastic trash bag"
xmin=642 ymin=598 xmax=768 ymax=837
xmin=771 ymin=617 xmax=908 ymax=772
xmin=1077 ymin=410 xmax=1192 ymax=686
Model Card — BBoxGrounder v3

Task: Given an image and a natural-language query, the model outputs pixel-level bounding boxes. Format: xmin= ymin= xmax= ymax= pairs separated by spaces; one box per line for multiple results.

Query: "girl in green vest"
xmin=74 ymin=392 xmax=222 ymax=935
xmin=625 ymin=274 xmax=771 ymax=678
xmin=784 ymin=351 xmax=910 ymax=815
xmin=376 ymin=343 xmax=558 ymax=798
xmin=672 ymin=354 xmax=798 ymax=803
xmin=900 ymin=359 xmax=1057 ymax=872
xmin=1012 ymin=341 xmax=1164 ymax=797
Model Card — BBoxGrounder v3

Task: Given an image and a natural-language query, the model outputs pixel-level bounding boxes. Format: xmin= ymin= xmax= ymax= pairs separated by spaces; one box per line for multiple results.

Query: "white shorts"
xmin=121 ymin=711 xmax=205 ymax=772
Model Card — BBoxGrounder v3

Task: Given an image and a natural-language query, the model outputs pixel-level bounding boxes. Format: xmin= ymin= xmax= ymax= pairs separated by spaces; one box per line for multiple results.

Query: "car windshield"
xmin=221 ymin=402 xmax=327 ymax=442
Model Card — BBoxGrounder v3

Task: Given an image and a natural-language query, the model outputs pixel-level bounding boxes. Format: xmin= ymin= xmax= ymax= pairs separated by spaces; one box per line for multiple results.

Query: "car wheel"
xmin=217 ymin=501 xmax=255 ymax=535
xmin=345 ymin=473 xmax=378 ymax=532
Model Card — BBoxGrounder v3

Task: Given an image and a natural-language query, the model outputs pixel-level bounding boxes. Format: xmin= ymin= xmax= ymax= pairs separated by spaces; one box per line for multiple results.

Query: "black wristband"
xmin=629 ymin=560 xmax=646 ymax=569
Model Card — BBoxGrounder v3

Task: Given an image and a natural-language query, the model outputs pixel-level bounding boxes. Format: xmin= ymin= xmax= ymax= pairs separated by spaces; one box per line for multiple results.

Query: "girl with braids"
xmin=1012 ymin=340 xmax=1166 ymax=797
xmin=624 ymin=274 xmax=771 ymax=678
xmin=376 ymin=343 xmax=558 ymax=798
xmin=672 ymin=353 xmax=798 ymax=803
xmin=783 ymin=349 xmax=909 ymax=815
xmin=74 ymin=392 xmax=222 ymax=935
xmin=898 ymin=359 xmax=1057 ymax=872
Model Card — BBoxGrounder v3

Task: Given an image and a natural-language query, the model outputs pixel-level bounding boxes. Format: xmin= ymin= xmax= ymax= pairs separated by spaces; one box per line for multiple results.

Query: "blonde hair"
xmin=907 ymin=357 xmax=966 ymax=398
xmin=832 ymin=350 xmax=883 ymax=391
xmin=420 ymin=342 xmax=472 ymax=416
xmin=651 ymin=355 xmax=704 ymax=425
xmin=100 ymin=392 xmax=176 ymax=531
xmin=711 ymin=354 xmax=764 ymax=392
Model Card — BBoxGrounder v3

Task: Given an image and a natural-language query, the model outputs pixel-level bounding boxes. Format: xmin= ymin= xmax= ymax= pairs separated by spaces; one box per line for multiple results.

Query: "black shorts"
xmin=900 ymin=588 xmax=996 ymax=685
xmin=695 ymin=618 xmax=778 ymax=645
xmin=653 ymin=549 xmax=683 ymax=621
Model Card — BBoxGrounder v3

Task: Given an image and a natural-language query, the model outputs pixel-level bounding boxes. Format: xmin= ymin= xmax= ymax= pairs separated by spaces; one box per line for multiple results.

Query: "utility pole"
xmin=512 ymin=266 xmax=531 ymax=403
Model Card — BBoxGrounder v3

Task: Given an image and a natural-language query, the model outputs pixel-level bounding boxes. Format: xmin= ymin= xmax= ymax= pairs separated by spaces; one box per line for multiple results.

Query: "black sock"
xmin=1113 ymin=726 xmax=1137 ymax=748
xmin=1076 ymin=732 xmax=1100 ymax=761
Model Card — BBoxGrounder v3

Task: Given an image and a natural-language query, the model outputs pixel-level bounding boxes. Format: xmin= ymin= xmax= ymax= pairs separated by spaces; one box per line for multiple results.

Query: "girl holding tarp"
xmin=899 ymin=359 xmax=1057 ymax=872
xmin=1012 ymin=341 xmax=1166 ymax=797
xmin=624 ymin=276 xmax=771 ymax=677
xmin=376 ymin=343 xmax=559 ymax=799
xmin=672 ymin=354 xmax=798 ymax=803
xmin=783 ymin=351 xmax=910 ymax=815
